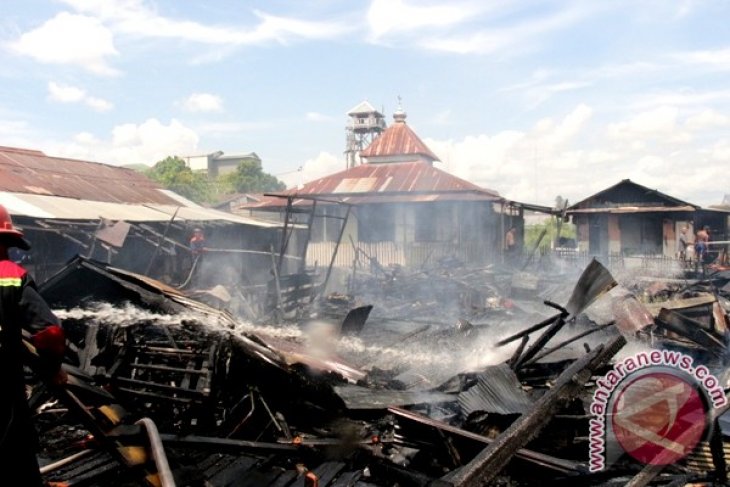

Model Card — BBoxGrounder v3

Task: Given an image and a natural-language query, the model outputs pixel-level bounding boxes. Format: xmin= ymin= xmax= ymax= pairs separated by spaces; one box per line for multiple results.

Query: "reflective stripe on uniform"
xmin=0 ymin=277 xmax=22 ymax=286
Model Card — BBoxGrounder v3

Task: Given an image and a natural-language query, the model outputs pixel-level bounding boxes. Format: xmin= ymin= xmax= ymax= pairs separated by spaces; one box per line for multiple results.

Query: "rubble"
xmin=20 ymin=253 xmax=730 ymax=486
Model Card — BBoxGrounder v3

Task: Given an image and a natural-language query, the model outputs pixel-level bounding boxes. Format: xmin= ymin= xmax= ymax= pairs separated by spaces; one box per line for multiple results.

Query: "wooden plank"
xmin=445 ymin=335 xmax=626 ymax=487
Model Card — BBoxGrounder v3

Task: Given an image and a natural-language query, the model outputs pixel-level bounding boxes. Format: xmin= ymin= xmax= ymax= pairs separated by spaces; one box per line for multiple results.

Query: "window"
xmin=357 ymin=205 xmax=394 ymax=242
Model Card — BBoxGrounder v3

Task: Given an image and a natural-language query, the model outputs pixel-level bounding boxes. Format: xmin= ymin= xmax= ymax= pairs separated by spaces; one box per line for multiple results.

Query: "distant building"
xmin=183 ymin=151 xmax=261 ymax=178
xmin=344 ymin=100 xmax=386 ymax=169
xmin=239 ymin=106 xmax=536 ymax=269
xmin=0 ymin=146 xmax=281 ymax=283
xmin=567 ymin=179 xmax=729 ymax=259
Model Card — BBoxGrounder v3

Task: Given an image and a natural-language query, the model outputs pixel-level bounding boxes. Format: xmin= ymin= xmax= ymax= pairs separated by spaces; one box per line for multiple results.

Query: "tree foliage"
xmin=144 ymin=155 xmax=286 ymax=205
xmin=524 ymin=216 xmax=577 ymax=252
xmin=145 ymin=156 xmax=211 ymax=202
xmin=220 ymin=159 xmax=286 ymax=194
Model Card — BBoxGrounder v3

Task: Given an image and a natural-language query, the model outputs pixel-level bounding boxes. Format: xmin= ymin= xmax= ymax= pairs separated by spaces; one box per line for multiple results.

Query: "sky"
xmin=1 ymin=0 xmax=729 ymax=208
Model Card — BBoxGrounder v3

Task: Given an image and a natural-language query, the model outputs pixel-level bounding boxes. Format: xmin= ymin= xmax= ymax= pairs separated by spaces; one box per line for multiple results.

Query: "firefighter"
xmin=0 ymin=204 xmax=67 ymax=486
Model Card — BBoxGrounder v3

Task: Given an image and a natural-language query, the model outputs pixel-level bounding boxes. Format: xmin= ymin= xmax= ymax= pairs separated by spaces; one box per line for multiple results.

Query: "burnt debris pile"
xmin=29 ymin=256 xmax=730 ymax=486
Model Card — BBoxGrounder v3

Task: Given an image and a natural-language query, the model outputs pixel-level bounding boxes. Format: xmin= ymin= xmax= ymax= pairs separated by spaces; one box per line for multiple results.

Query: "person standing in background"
xmin=695 ymin=225 xmax=710 ymax=265
xmin=678 ymin=225 xmax=691 ymax=263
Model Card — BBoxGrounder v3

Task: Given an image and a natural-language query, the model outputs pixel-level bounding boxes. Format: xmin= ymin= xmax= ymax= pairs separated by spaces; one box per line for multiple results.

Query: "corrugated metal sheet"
xmin=241 ymin=161 xmax=501 ymax=209
xmin=0 ymin=146 xmax=177 ymax=204
xmin=457 ymin=363 xmax=533 ymax=416
xmin=0 ymin=191 xmax=281 ymax=228
xmin=360 ymin=120 xmax=439 ymax=161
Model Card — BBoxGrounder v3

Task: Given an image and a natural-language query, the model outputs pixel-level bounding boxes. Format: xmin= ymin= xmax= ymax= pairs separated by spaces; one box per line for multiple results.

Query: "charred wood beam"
xmin=117 ymin=387 xmax=194 ymax=404
xmin=113 ymin=377 xmax=208 ymax=396
xmin=445 ymin=335 xmax=626 ymax=487
xmin=507 ymin=335 xmax=529 ymax=369
xmin=496 ymin=312 xmax=564 ymax=347
xmin=388 ymin=407 xmax=584 ymax=475
xmin=512 ymin=315 xmax=566 ymax=370
xmin=133 ymin=223 xmax=188 ymax=251
xmin=128 ymin=363 xmax=208 ymax=375
xmin=656 ymin=308 xmax=727 ymax=354
xmin=33 ymin=220 xmax=90 ymax=248
xmin=522 ymin=322 xmax=616 ymax=366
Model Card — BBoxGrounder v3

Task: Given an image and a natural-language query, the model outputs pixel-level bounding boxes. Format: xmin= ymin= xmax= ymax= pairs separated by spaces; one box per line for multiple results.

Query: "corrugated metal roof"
xmin=0 ymin=146 xmax=178 ymax=204
xmin=0 ymin=192 xmax=281 ymax=228
xmin=457 ymin=363 xmax=533 ymax=416
xmin=240 ymin=161 xmax=502 ymax=209
xmin=568 ymin=179 xmax=699 ymax=211
xmin=360 ymin=120 xmax=439 ymax=162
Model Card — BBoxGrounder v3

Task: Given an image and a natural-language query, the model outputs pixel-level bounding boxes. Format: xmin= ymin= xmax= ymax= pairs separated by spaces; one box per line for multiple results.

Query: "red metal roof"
xmin=360 ymin=120 xmax=439 ymax=162
xmin=0 ymin=146 xmax=177 ymax=204
xmin=241 ymin=161 xmax=501 ymax=209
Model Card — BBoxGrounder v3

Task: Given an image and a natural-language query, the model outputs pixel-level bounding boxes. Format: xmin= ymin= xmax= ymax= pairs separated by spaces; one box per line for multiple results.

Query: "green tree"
xmin=524 ymin=216 xmax=577 ymax=251
xmin=220 ymin=159 xmax=286 ymax=194
xmin=145 ymin=156 xmax=211 ymax=203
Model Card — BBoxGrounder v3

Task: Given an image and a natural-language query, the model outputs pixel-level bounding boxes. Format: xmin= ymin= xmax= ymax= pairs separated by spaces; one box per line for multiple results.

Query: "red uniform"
xmin=0 ymin=206 xmax=65 ymax=486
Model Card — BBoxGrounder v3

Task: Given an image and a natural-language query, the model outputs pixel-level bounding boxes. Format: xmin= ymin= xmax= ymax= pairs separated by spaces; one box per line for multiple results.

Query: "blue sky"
xmin=1 ymin=0 xmax=729 ymax=207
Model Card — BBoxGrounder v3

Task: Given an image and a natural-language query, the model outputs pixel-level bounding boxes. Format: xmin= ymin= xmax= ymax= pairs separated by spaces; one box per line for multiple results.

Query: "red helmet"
xmin=0 ymin=205 xmax=30 ymax=250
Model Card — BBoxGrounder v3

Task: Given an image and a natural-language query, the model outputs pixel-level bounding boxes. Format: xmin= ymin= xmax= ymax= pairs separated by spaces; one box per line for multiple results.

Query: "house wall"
xmin=608 ymin=215 xmax=621 ymax=253
xmin=186 ymin=155 xmax=210 ymax=172
xmin=306 ymin=200 xmax=502 ymax=269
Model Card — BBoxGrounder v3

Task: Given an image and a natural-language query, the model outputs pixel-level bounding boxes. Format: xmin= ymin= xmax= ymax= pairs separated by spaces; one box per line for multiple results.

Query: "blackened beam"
xmin=114 ymin=377 xmax=208 ymax=396
xmin=496 ymin=312 xmax=564 ymax=346
xmin=507 ymin=335 xmax=528 ymax=369
xmin=388 ymin=407 xmax=584 ymax=474
xmin=522 ymin=322 xmax=616 ymax=366
xmin=116 ymin=387 xmax=193 ymax=404
xmin=159 ymin=434 xmax=297 ymax=453
xmin=513 ymin=314 xmax=566 ymax=370
xmin=445 ymin=335 xmax=626 ymax=487
xmin=656 ymin=308 xmax=727 ymax=354
xmin=133 ymin=223 xmax=188 ymax=251
xmin=128 ymin=363 xmax=208 ymax=375
xmin=32 ymin=220 xmax=90 ymax=248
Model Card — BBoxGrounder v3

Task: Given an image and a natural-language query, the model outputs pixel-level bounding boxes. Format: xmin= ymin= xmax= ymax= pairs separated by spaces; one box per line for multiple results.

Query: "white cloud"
xmin=279 ymin=151 xmax=342 ymax=189
xmin=673 ymin=47 xmax=730 ymax=71
xmin=59 ymin=0 xmax=349 ymax=45
xmin=420 ymin=4 xmax=600 ymax=55
xmin=181 ymin=93 xmax=223 ymax=113
xmin=418 ymin=103 xmax=727 ymax=207
xmin=47 ymin=81 xmax=85 ymax=103
xmin=52 ymin=118 xmax=199 ymax=166
xmin=607 ymin=106 xmax=683 ymax=140
xmin=47 ymin=82 xmax=113 ymax=112
xmin=305 ymin=112 xmax=333 ymax=122
xmin=684 ymin=109 xmax=730 ymax=131
xmin=85 ymin=96 xmax=114 ymax=112
xmin=9 ymin=12 xmax=119 ymax=75
xmin=367 ymin=0 xmax=477 ymax=41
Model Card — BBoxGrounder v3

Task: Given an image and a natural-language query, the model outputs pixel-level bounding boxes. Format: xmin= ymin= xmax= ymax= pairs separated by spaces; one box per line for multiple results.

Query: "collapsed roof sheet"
xmin=0 ymin=191 xmax=281 ymax=228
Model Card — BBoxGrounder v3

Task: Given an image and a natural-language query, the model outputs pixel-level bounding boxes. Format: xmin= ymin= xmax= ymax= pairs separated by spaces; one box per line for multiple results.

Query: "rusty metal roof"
xmin=239 ymin=161 xmax=502 ymax=209
xmin=360 ymin=120 xmax=439 ymax=162
xmin=0 ymin=145 xmax=177 ymax=204
xmin=567 ymin=179 xmax=699 ymax=212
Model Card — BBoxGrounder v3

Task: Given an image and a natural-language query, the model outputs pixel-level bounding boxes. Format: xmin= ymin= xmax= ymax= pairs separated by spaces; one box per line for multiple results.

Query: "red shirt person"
xmin=0 ymin=204 xmax=66 ymax=486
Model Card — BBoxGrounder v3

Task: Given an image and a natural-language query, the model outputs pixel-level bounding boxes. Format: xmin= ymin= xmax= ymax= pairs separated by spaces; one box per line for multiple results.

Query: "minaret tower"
xmin=344 ymin=100 xmax=386 ymax=168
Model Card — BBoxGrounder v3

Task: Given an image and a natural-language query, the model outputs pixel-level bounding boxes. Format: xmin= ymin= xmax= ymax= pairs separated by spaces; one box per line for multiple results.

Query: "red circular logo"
xmin=611 ymin=371 xmax=708 ymax=465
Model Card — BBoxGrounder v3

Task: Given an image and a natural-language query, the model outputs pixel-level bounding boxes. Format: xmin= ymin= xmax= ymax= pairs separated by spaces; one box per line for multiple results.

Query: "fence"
xmin=544 ymin=249 xmax=689 ymax=277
